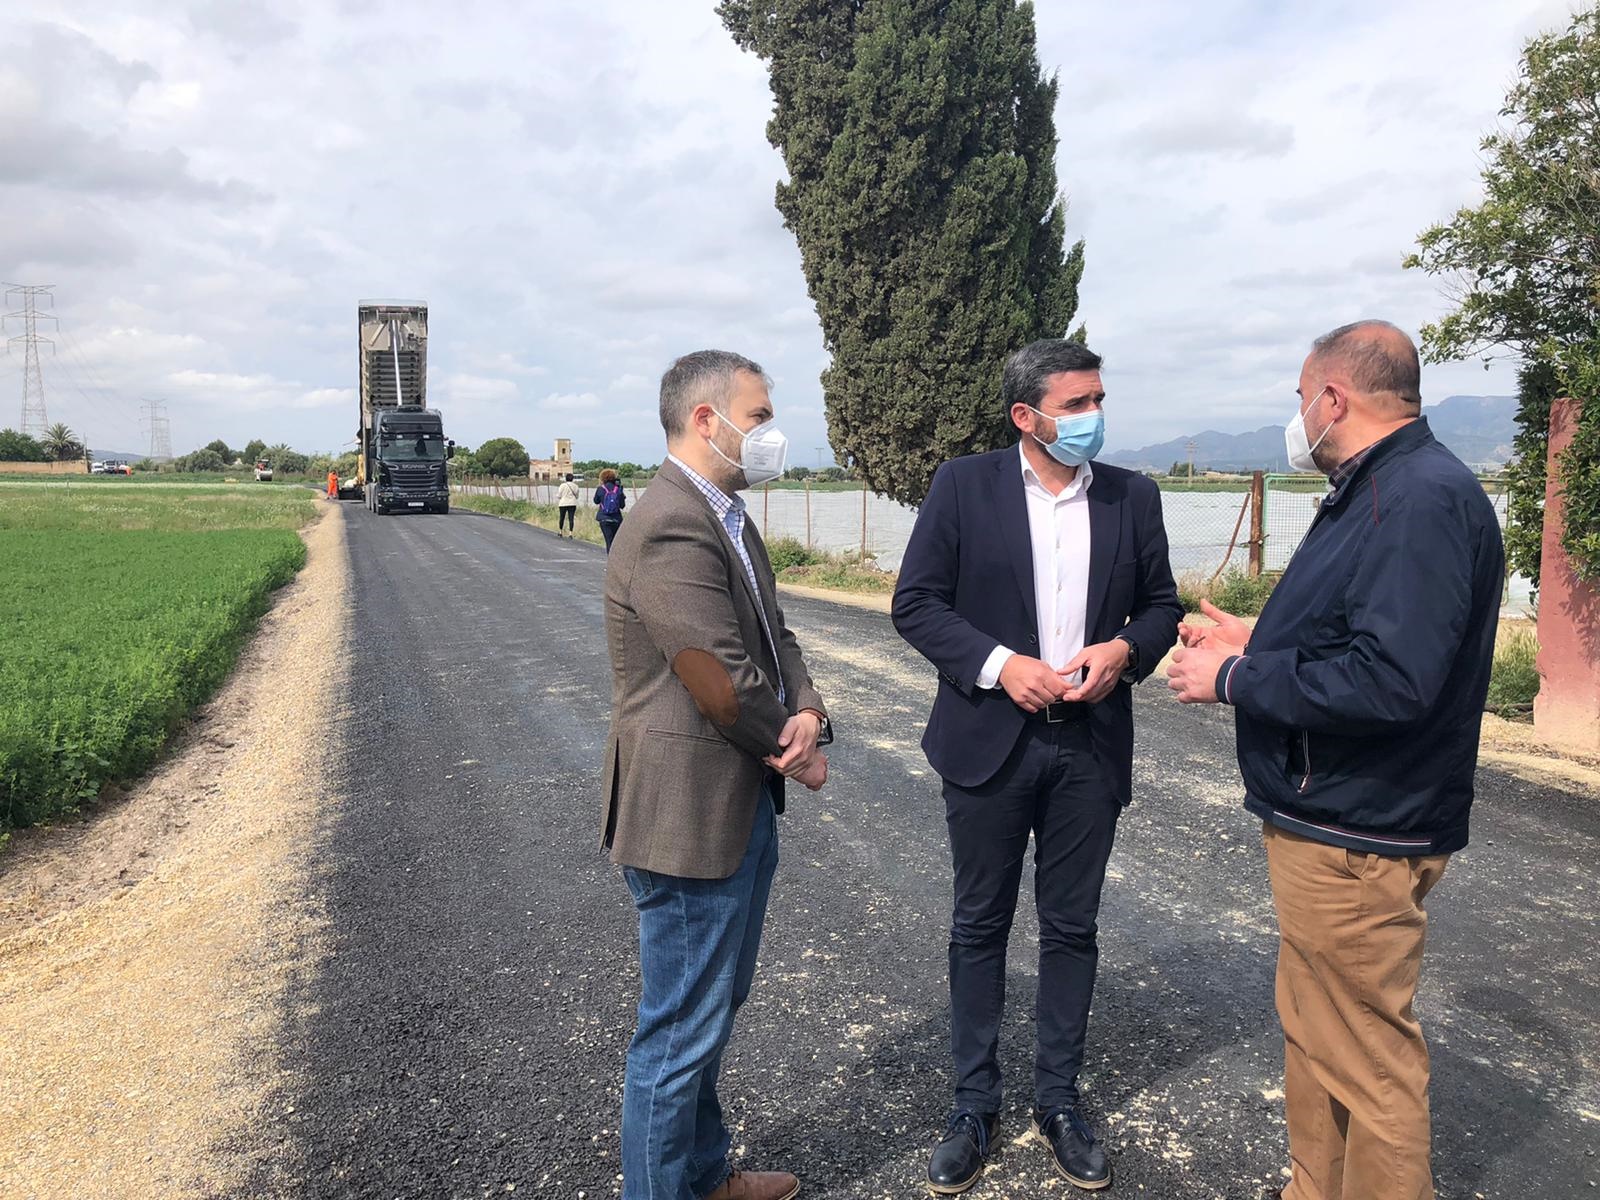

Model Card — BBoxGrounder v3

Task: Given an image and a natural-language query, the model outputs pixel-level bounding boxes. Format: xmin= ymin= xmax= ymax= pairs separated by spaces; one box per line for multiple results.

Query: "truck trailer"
xmin=352 ymin=301 xmax=452 ymax=513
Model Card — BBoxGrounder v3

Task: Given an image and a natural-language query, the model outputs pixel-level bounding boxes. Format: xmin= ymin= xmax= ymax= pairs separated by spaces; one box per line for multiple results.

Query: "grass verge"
xmin=1176 ymin=567 xmax=1277 ymax=616
xmin=453 ymin=490 xmax=608 ymax=545
xmin=1486 ymin=627 xmax=1540 ymax=716
xmin=0 ymin=485 xmax=317 ymax=830
xmin=767 ymin=536 xmax=897 ymax=594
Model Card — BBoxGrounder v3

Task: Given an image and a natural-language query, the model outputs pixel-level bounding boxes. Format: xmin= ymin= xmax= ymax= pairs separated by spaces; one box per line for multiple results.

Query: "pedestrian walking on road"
xmin=1168 ymin=320 xmax=1505 ymax=1200
xmin=595 ymin=468 xmax=626 ymax=552
xmin=892 ymin=338 xmax=1182 ymax=1195
xmin=326 ymin=470 xmax=338 ymax=500
xmin=556 ymin=472 xmax=579 ymax=537
xmin=602 ymin=349 xmax=832 ymax=1200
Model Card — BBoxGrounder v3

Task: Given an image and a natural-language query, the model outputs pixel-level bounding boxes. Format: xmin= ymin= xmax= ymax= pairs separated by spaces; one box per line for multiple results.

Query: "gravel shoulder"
xmin=0 ymin=504 xmax=348 ymax=1199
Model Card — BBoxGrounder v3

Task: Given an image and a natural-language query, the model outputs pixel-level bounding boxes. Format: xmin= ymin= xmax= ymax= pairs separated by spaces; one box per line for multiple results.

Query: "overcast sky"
xmin=0 ymin=0 xmax=1577 ymax=464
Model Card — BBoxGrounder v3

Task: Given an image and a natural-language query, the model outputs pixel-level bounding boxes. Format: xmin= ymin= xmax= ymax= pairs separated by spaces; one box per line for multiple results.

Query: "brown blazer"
xmin=600 ymin=458 xmax=828 ymax=879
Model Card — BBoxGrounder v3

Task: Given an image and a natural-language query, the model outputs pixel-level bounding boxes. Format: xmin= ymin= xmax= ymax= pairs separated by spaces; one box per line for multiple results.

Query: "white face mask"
xmin=708 ymin=409 xmax=789 ymax=489
xmin=1285 ymin=386 xmax=1335 ymax=473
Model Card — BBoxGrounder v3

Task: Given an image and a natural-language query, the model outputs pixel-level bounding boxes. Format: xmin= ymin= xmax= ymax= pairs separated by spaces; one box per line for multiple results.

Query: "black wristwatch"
xmin=1115 ymin=635 xmax=1140 ymax=674
xmin=808 ymin=712 xmax=834 ymax=747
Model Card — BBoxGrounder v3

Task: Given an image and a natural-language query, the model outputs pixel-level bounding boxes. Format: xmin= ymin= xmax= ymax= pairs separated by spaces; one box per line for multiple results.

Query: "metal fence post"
xmin=763 ymin=482 xmax=769 ymax=540
xmin=1249 ymin=471 xmax=1265 ymax=577
xmin=805 ymin=478 xmax=812 ymax=549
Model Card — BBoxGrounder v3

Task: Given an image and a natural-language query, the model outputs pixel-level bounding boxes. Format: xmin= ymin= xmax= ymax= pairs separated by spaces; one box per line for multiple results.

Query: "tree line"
xmin=1 ymin=424 xmax=88 ymax=463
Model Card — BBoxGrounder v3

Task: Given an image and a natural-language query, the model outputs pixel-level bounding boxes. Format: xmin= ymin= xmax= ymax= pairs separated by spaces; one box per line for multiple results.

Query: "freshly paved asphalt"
xmin=241 ymin=504 xmax=1600 ymax=1198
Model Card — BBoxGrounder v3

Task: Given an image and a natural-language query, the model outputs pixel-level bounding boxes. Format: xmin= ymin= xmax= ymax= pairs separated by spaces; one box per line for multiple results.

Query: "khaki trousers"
xmin=1263 ymin=823 xmax=1450 ymax=1200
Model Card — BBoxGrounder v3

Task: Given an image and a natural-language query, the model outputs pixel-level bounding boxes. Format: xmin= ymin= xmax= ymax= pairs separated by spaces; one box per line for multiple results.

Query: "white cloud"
xmin=166 ymin=368 xmax=275 ymax=391
xmin=294 ymin=387 xmax=355 ymax=410
xmin=442 ymin=374 xmax=520 ymax=404
xmin=1125 ymin=112 xmax=1294 ymax=160
xmin=1 ymin=0 xmax=1561 ymax=464
xmin=540 ymin=391 xmax=602 ymax=412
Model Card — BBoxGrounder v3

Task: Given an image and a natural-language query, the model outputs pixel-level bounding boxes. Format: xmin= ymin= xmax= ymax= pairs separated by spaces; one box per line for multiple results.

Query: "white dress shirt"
xmin=976 ymin=442 xmax=1094 ymax=689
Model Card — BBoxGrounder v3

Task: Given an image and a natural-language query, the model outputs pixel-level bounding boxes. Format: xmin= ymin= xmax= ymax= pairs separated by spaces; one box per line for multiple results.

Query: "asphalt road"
xmin=239 ymin=504 xmax=1600 ymax=1199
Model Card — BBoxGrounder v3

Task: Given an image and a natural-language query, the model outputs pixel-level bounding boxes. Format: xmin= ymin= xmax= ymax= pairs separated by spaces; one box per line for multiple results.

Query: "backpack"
xmin=598 ymin=483 xmax=624 ymax=519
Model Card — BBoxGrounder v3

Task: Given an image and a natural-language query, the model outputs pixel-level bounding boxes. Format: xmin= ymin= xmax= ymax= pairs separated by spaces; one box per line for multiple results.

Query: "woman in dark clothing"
xmin=594 ymin=468 xmax=627 ymax=552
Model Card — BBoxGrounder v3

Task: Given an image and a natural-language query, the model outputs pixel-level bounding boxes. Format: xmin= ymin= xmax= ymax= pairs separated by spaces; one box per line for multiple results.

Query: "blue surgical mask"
xmin=1029 ymin=406 xmax=1105 ymax=467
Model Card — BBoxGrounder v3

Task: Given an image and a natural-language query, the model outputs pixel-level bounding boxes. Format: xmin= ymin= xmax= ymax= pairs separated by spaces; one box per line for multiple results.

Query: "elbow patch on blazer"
xmin=672 ymin=649 xmax=740 ymax=725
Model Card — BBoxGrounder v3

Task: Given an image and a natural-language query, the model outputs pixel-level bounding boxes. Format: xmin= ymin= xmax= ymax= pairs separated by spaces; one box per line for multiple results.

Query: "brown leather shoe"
xmin=702 ymin=1169 xmax=800 ymax=1200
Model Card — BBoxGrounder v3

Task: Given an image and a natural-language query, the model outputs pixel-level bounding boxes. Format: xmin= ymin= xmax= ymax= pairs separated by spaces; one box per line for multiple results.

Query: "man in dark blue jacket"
xmin=894 ymin=339 xmax=1181 ymax=1194
xmin=1169 ymin=320 xmax=1504 ymax=1200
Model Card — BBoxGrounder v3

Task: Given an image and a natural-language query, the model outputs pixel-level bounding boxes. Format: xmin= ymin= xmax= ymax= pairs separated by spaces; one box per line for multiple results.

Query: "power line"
xmin=3 ymin=283 xmax=56 ymax=437
xmin=53 ymin=328 xmax=142 ymax=448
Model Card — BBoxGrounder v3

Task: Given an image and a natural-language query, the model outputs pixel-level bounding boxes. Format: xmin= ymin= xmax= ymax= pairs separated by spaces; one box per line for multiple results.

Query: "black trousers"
xmin=600 ymin=517 xmax=622 ymax=551
xmin=942 ymin=717 xmax=1119 ymax=1115
xmin=558 ymin=505 xmax=576 ymax=530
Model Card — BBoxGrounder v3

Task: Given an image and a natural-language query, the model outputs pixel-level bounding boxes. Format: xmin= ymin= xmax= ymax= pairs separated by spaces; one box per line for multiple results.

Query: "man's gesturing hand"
xmin=1167 ymin=643 xmax=1230 ymax=704
xmin=1059 ymin=639 xmax=1132 ymax=704
xmin=1178 ymin=599 xmax=1250 ymax=653
xmin=764 ymin=710 xmax=823 ymax=778
xmin=999 ymin=655 xmax=1071 ymax=712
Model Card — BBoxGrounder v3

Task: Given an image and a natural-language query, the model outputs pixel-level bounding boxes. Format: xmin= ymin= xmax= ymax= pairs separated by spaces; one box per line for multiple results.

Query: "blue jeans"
xmin=621 ymin=789 xmax=777 ymax=1199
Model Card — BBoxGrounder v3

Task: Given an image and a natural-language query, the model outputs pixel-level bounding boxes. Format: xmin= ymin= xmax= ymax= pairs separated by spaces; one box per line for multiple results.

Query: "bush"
xmin=459 ymin=494 xmax=534 ymax=520
xmin=766 ymin=536 xmax=821 ymax=572
xmin=1176 ymin=568 xmax=1276 ymax=616
xmin=174 ymin=448 xmax=227 ymax=472
xmin=1211 ymin=569 xmax=1276 ymax=616
xmin=1486 ymin=628 xmax=1540 ymax=713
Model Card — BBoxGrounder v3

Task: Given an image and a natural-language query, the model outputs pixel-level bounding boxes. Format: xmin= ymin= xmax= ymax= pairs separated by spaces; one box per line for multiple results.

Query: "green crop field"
xmin=0 ymin=484 xmax=319 ymax=832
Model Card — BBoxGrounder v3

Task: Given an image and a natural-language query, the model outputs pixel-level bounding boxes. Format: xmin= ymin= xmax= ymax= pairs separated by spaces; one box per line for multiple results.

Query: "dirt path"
xmin=0 ymin=504 xmax=348 ymax=1199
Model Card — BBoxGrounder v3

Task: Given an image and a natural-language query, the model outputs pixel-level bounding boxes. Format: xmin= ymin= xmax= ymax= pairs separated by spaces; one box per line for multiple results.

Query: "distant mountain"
xmin=1102 ymin=394 xmax=1518 ymax=472
xmin=89 ymin=448 xmax=152 ymax=463
xmin=1421 ymin=395 xmax=1520 ymax=466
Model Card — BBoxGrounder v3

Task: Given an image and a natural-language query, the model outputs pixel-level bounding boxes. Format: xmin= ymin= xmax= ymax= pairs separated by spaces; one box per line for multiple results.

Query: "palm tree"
xmin=42 ymin=422 xmax=83 ymax=462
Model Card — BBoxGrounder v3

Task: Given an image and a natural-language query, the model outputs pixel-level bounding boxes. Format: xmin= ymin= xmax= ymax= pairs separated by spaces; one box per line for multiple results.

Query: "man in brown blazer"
xmin=602 ymin=350 xmax=831 ymax=1200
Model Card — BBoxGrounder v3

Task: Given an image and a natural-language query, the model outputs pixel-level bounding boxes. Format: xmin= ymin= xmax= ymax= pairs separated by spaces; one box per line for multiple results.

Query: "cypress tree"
xmin=720 ymin=0 xmax=1085 ymax=506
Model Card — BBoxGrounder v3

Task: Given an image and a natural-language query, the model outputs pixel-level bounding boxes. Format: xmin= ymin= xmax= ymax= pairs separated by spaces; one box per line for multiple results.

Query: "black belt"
xmin=1027 ymin=701 xmax=1091 ymax=724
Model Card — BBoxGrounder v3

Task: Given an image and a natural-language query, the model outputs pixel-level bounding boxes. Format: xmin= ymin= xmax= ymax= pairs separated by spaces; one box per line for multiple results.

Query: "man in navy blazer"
xmin=893 ymin=339 xmax=1181 ymax=1194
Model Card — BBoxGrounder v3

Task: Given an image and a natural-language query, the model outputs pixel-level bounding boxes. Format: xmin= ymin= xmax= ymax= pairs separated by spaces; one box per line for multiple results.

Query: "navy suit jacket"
xmin=892 ymin=447 xmax=1183 ymax=799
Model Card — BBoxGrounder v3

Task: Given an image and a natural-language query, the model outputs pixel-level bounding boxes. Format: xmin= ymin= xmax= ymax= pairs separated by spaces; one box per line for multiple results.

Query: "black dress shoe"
xmin=1032 ymin=1107 xmax=1110 ymax=1190
xmin=927 ymin=1110 xmax=996 ymax=1195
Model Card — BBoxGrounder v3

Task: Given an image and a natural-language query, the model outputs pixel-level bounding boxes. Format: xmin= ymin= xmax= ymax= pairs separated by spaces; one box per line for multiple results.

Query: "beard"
xmin=708 ymin=424 xmax=750 ymax=493
xmin=1309 ymin=421 xmax=1342 ymax=474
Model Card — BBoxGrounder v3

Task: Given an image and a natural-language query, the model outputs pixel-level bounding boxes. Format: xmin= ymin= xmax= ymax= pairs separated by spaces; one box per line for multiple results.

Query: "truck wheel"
xmin=437 ymin=499 xmax=449 ymax=515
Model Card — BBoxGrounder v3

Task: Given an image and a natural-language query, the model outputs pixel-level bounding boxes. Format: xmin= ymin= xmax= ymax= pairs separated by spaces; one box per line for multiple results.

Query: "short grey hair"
xmin=1001 ymin=338 xmax=1104 ymax=415
xmin=659 ymin=350 xmax=771 ymax=438
xmin=1309 ymin=320 xmax=1421 ymax=412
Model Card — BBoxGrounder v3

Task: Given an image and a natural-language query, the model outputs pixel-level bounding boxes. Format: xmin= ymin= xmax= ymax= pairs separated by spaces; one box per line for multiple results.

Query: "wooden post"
xmin=860 ymin=481 xmax=868 ymax=563
xmin=1248 ymin=471 xmax=1266 ymax=577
